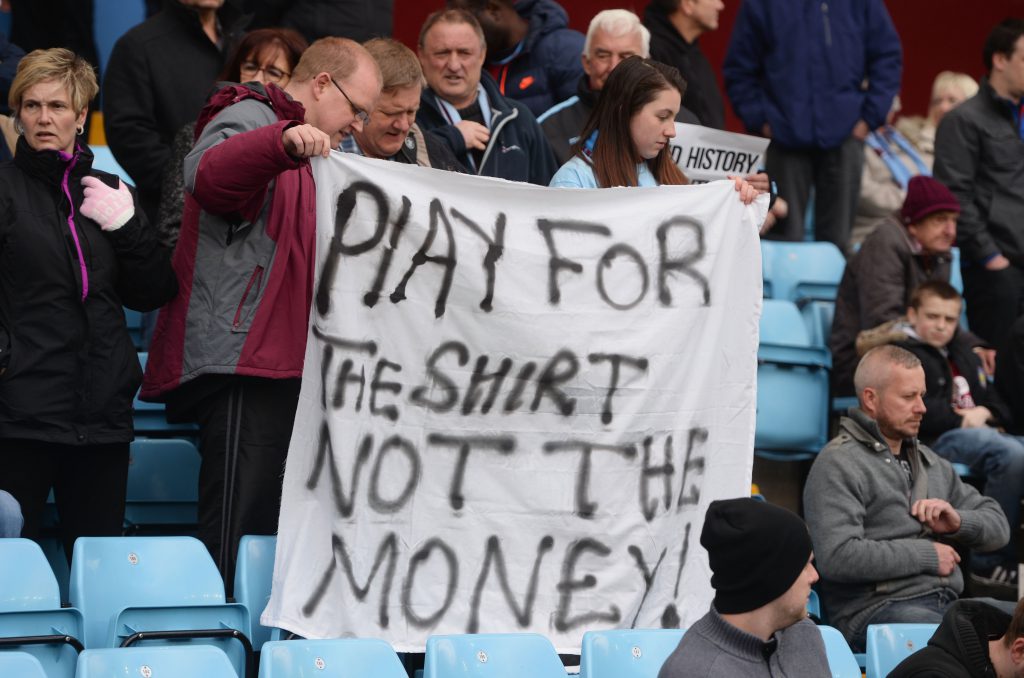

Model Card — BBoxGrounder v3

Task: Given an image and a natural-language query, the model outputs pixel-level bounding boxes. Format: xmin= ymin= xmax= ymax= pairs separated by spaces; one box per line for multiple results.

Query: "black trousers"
xmin=962 ymin=263 xmax=1024 ymax=351
xmin=0 ymin=439 xmax=129 ymax=561
xmin=194 ymin=376 xmax=301 ymax=596
xmin=764 ymin=135 xmax=865 ymax=251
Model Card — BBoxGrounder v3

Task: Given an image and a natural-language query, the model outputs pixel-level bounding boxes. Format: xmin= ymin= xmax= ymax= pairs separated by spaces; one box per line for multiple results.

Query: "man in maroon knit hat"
xmin=830 ymin=175 xmax=992 ymax=398
xmin=141 ymin=37 xmax=381 ymax=590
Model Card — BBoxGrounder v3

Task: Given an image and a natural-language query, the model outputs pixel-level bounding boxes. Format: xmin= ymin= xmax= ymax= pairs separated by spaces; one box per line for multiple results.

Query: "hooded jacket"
xmin=0 ymin=139 xmax=177 ymax=444
xmin=643 ymin=2 xmax=725 ymax=130
xmin=417 ymin=72 xmax=558 ymax=185
xmin=141 ymin=83 xmax=314 ymax=400
xmin=484 ymin=0 xmax=585 ymax=117
xmin=723 ymin=0 xmax=902 ymax=149
xmin=888 ymin=599 xmax=1012 ymax=677
xmin=803 ymin=409 xmax=1009 ymax=641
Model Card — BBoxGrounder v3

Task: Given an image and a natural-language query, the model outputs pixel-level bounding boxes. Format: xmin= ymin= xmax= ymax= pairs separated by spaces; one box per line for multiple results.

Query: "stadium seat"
xmin=800 ymin=300 xmax=835 ymax=349
xmin=259 ymin=638 xmax=406 ymax=678
xmin=69 ymin=537 xmax=252 ymax=678
xmin=579 ymin=628 xmax=684 ymax=678
xmin=123 ymin=308 xmax=144 ymax=350
xmin=807 ymin=590 xmax=821 ymax=619
xmin=0 ymin=651 xmax=49 ymax=677
xmin=76 ymin=645 xmax=237 ymax=678
xmin=761 ymin=241 xmax=846 ymax=303
xmin=87 ymin=146 xmax=135 ymax=186
xmin=818 ymin=625 xmax=860 ymax=678
xmin=124 ymin=438 xmax=200 ymax=534
xmin=755 ymin=300 xmax=831 ymax=460
xmin=133 ymin=353 xmax=199 ymax=436
xmin=865 ymin=623 xmax=938 ymax=678
xmin=424 ymin=633 xmax=566 ymax=678
xmin=234 ymin=535 xmax=276 ymax=651
xmin=0 ymin=539 xmax=84 ymax=678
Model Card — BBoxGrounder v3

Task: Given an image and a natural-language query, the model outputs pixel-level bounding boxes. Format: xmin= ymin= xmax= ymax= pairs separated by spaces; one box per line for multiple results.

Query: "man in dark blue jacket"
xmin=446 ymin=0 xmax=584 ymax=118
xmin=723 ymin=0 xmax=902 ymax=251
xmin=416 ymin=8 xmax=557 ymax=185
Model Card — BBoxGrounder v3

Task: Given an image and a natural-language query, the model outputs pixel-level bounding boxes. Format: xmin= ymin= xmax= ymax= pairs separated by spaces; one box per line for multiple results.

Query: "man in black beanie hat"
xmin=658 ymin=498 xmax=830 ymax=678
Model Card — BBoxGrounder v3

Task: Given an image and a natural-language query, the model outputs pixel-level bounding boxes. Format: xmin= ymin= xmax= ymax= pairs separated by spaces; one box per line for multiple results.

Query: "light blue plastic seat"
xmin=69 ymin=537 xmax=251 ymax=678
xmin=87 ymin=146 xmax=135 ymax=187
xmin=234 ymin=535 xmax=276 ymax=651
xmin=0 ymin=539 xmax=84 ymax=678
xmin=424 ymin=633 xmax=566 ymax=678
xmin=761 ymin=240 xmax=846 ymax=303
xmin=755 ymin=299 xmax=831 ymax=461
xmin=132 ymin=353 xmax=199 ymax=436
xmin=807 ymin=590 xmax=821 ymax=619
xmin=259 ymin=638 xmax=406 ymax=678
xmin=76 ymin=645 xmax=237 ymax=678
xmin=865 ymin=623 xmax=938 ymax=678
xmin=0 ymin=650 xmax=49 ymax=677
xmin=124 ymin=438 xmax=200 ymax=533
xmin=818 ymin=625 xmax=860 ymax=678
xmin=579 ymin=628 xmax=684 ymax=678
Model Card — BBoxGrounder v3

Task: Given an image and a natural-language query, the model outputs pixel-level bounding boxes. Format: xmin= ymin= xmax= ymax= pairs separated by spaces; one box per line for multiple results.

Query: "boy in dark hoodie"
xmin=889 ymin=598 xmax=1022 ymax=678
xmin=894 ymin=281 xmax=1023 ymax=592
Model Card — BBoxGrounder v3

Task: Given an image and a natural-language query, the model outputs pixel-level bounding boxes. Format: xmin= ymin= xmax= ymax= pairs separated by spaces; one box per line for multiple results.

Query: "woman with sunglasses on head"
xmin=550 ymin=56 xmax=756 ymax=205
xmin=155 ymin=28 xmax=309 ymax=250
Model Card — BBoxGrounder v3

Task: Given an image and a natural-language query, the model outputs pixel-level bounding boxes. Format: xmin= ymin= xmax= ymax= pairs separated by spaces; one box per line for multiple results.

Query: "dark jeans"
xmin=194 ymin=376 xmax=300 ymax=596
xmin=0 ymin=438 xmax=129 ymax=561
xmin=962 ymin=263 xmax=1024 ymax=350
xmin=765 ymin=135 xmax=865 ymax=251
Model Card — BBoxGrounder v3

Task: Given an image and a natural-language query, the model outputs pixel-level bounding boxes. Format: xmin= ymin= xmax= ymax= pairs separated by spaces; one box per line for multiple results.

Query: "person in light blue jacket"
xmin=550 ymin=55 xmax=758 ymax=211
xmin=723 ymin=0 xmax=902 ymax=249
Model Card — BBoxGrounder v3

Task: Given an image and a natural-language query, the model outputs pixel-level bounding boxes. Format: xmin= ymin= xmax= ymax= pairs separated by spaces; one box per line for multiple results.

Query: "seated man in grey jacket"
xmin=804 ymin=345 xmax=1010 ymax=652
xmin=658 ymin=498 xmax=830 ymax=678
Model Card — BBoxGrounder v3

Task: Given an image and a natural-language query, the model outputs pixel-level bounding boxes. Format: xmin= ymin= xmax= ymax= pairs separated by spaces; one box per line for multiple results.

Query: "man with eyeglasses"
xmin=141 ymin=37 xmax=382 ymax=591
xmin=415 ymin=8 xmax=557 ymax=185
xmin=344 ymin=37 xmax=465 ymax=173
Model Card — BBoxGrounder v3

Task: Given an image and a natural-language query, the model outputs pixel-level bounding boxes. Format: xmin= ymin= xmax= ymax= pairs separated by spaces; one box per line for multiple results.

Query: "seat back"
xmin=807 ymin=590 xmax=821 ymax=619
xmin=234 ymin=535 xmax=276 ymax=651
xmin=124 ymin=438 xmax=200 ymax=532
xmin=0 ymin=539 xmax=61 ymax=611
xmin=69 ymin=537 xmax=227 ymax=649
xmin=818 ymin=625 xmax=860 ymax=678
xmin=579 ymin=629 xmax=684 ymax=678
xmin=76 ymin=645 xmax=237 ymax=678
xmin=424 ymin=633 xmax=566 ymax=678
xmin=865 ymin=623 xmax=938 ymax=678
xmin=259 ymin=638 xmax=406 ymax=678
xmin=0 ymin=651 xmax=49 ymax=678
xmin=755 ymin=300 xmax=831 ymax=460
xmin=761 ymin=241 xmax=846 ymax=303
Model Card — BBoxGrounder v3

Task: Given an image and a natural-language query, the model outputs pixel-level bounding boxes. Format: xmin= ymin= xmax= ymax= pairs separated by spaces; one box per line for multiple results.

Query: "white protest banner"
xmin=670 ymin=123 xmax=770 ymax=183
xmin=262 ymin=153 xmax=765 ymax=652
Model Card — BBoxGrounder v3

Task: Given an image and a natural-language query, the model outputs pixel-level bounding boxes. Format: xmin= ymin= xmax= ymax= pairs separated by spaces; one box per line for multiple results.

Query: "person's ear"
xmin=1009 ymin=636 xmax=1024 ymax=665
xmin=862 ymin=387 xmax=879 ymax=414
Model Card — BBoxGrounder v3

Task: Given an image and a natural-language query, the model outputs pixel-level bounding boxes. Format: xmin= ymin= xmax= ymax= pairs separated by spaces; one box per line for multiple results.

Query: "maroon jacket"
xmin=141 ymin=83 xmax=315 ymax=399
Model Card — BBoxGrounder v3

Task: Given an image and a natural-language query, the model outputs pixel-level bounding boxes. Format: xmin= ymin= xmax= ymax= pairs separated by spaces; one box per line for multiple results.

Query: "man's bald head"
xmin=854 ymin=345 xmax=922 ymax=403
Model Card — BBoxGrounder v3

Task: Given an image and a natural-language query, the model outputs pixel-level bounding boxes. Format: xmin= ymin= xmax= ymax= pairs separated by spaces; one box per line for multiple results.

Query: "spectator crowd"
xmin=2 ymin=0 xmax=1024 ymax=674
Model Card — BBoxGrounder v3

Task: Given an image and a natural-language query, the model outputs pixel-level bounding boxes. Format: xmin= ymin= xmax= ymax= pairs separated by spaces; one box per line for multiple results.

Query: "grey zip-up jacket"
xmin=803 ymin=409 xmax=1008 ymax=640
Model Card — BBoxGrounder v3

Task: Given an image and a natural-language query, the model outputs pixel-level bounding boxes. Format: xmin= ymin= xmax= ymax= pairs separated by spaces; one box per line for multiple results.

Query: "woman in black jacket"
xmin=0 ymin=48 xmax=178 ymax=559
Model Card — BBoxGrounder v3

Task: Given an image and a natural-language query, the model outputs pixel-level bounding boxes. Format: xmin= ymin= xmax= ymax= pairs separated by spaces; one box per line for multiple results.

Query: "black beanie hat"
xmin=701 ymin=498 xmax=813 ymax=614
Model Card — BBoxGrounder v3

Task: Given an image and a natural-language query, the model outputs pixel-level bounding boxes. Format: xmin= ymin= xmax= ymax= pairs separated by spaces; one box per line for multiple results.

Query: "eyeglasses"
xmin=330 ymin=77 xmax=370 ymax=126
xmin=239 ymin=62 xmax=291 ymax=83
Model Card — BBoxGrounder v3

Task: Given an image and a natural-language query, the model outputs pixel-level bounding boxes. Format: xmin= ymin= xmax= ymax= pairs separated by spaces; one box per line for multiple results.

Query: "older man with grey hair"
xmin=538 ymin=8 xmax=698 ymax=165
xmin=803 ymin=344 xmax=1009 ymax=653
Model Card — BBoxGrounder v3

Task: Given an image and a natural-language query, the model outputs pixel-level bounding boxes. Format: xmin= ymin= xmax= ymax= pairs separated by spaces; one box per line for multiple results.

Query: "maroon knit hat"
xmin=900 ymin=176 xmax=961 ymax=225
